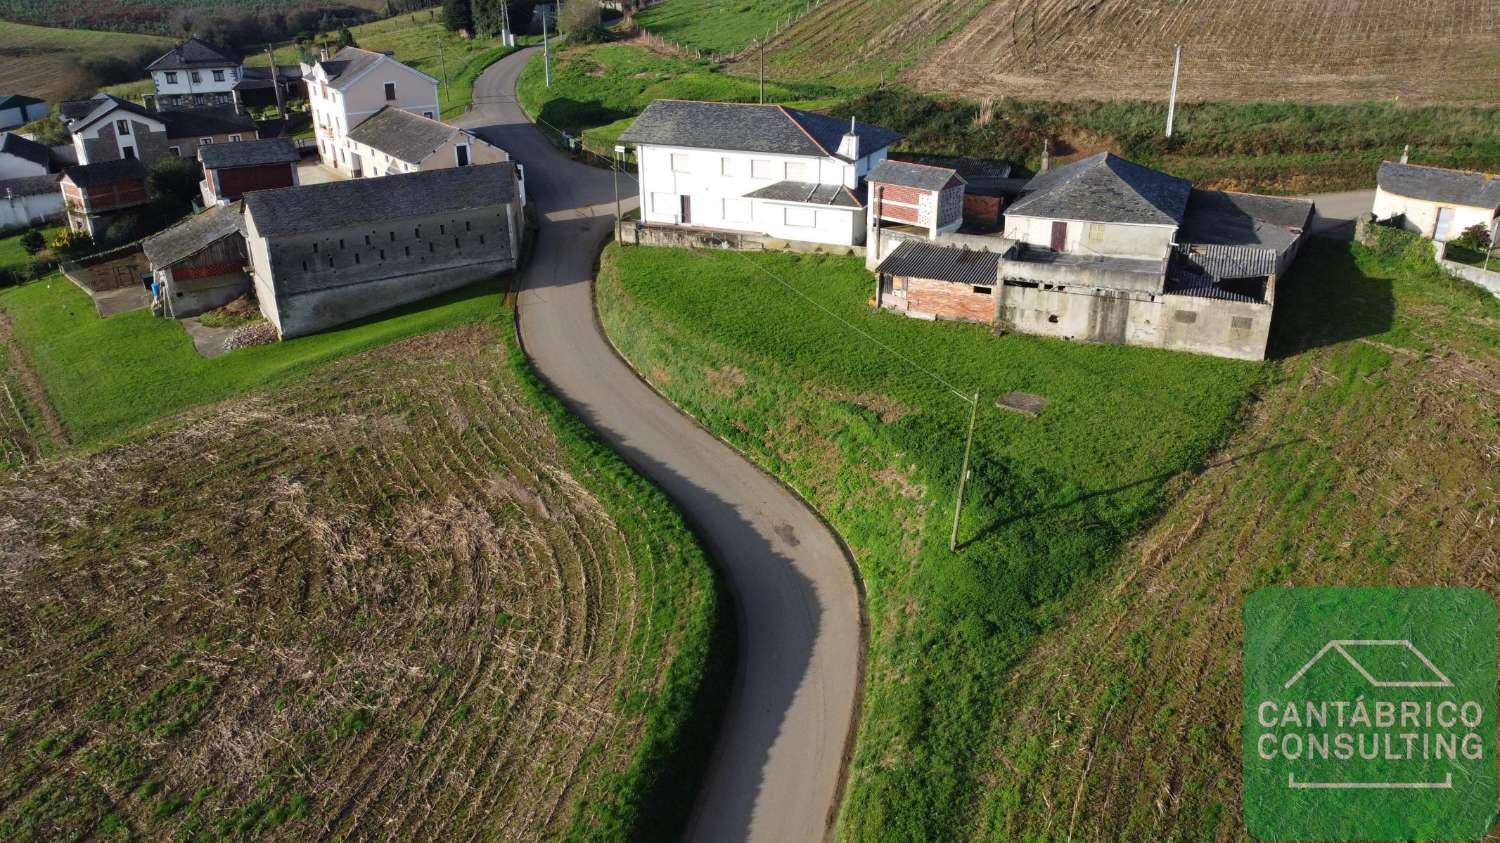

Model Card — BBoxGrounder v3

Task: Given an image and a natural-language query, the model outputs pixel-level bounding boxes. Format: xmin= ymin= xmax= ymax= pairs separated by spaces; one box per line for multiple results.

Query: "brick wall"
xmin=904 ymin=276 xmax=996 ymax=323
xmin=872 ymin=182 xmax=926 ymax=225
xmin=964 ymin=194 xmax=1001 ymax=227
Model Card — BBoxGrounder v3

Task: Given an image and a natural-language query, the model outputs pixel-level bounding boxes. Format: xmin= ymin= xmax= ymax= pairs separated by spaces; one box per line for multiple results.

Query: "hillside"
xmin=739 ymin=0 xmax=1500 ymax=103
xmin=0 ymin=22 xmax=171 ymax=102
xmin=0 ymin=0 xmax=382 ymax=33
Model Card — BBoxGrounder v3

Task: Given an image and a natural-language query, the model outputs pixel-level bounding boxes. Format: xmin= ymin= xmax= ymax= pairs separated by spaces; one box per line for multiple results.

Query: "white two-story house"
xmin=147 ymin=38 xmax=242 ymax=111
xmin=302 ymin=47 xmax=440 ymax=177
xmin=618 ymin=100 xmax=901 ymax=247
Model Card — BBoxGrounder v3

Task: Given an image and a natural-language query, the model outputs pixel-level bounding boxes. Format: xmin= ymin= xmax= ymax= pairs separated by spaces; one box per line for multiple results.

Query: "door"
xmin=1050 ymin=220 xmax=1067 ymax=252
xmin=455 ymin=144 xmax=470 ymax=167
xmin=680 ymin=195 xmax=692 ymax=225
xmin=1434 ymin=206 xmax=1455 ymax=241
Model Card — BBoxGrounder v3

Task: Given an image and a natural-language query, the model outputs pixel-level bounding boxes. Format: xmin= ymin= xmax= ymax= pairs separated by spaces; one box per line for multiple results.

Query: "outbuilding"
xmin=199 ymin=137 xmax=299 ymax=205
xmin=1373 ymin=161 xmax=1500 ymax=242
xmin=142 ymin=202 xmax=249 ymax=317
xmin=60 ymin=158 xmax=150 ymax=237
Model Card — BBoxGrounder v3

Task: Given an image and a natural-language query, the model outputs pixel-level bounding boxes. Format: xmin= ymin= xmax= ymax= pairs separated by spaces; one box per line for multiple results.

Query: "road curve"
xmin=457 ymin=48 xmax=864 ymax=842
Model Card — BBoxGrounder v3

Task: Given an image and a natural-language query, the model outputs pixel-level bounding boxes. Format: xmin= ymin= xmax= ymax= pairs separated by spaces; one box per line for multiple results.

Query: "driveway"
xmin=457 ymin=49 xmax=863 ymax=843
xmin=1300 ymin=189 xmax=1374 ymax=240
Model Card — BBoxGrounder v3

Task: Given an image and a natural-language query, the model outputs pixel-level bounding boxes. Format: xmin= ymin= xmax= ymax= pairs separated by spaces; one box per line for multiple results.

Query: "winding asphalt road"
xmin=456 ymin=48 xmax=863 ymax=842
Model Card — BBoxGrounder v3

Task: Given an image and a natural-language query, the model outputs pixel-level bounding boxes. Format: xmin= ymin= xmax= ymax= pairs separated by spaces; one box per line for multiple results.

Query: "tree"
xmin=147 ymin=156 xmax=203 ymax=217
xmin=19 ymin=229 xmax=45 ymax=256
xmin=1453 ymin=223 xmax=1493 ymax=253
xmin=338 ymin=27 xmax=358 ymax=48
xmin=443 ymin=0 xmax=473 ymax=33
xmin=558 ymin=0 xmax=600 ymax=33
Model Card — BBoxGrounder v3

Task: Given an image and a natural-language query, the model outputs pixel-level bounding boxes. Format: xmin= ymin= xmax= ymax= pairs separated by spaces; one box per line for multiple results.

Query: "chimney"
xmin=1041 ymin=138 xmax=1051 ymax=173
xmin=319 ymin=46 xmax=330 ymax=62
xmin=837 ymin=116 xmax=860 ymax=161
xmin=1400 ymin=144 xmax=1410 ymax=164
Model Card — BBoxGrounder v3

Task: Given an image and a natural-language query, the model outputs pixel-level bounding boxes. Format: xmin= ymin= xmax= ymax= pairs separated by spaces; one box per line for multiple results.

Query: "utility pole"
xmin=1165 ymin=44 xmax=1181 ymax=138
xmin=949 ymin=390 xmax=980 ymax=553
xmin=759 ymin=38 xmax=765 ymax=104
xmin=436 ymin=34 xmax=449 ymax=110
xmin=501 ymin=0 xmax=513 ymax=47
xmin=612 ymin=144 xmax=622 ymax=238
xmin=543 ymin=5 xmax=552 ymax=88
xmin=267 ymin=45 xmax=285 ymax=122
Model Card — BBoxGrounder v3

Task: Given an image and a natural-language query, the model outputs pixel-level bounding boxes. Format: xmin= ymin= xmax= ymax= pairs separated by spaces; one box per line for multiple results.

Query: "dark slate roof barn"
xmin=147 ymin=38 xmax=237 ymax=71
xmin=346 ymin=107 xmax=467 ymax=164
xmin=142 ymin=202 xmax=245 ymax=267
xmin=1377 ymin=161 xmax=1500 ymax=210
xmin=867 ymin=159 xmax=964 ymax=192
xmin=199 ymin=137 xmax=300 ymax=170
xmin=1179 ymin=189 xmax=1314 ymax=251
xmin=1008 ymin=152 xmax=1192 ymax=226
xmin=619 ymin=100 xmax=901 ymax=160
xmin=63 ymin=158 xmax=149 ymax=187
xmin=243 ymin=162 xmax=517 ymax=236
xmin=1 ymin=132 xmax=51 ymax=170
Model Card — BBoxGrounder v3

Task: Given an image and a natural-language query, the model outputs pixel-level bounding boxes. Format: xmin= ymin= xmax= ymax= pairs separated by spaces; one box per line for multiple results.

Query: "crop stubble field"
xmin=0 ymin=325 xmax=716 ymax=840
xmin=748 ymin=0 xmax=1500 ymax=103
xmin=0 ymin=22 xmax=172 ymax=103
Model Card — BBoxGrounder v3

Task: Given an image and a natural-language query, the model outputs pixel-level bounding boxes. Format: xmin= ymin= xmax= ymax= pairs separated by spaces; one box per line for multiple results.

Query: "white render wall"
xmin=1004 ymin=214 xmax=1177 ymax=260
xmin=0 ymin=189 xmax=61 ymax=230
xmin=635 ymin=142 xmax=885 ymax=246
xmin=305 ymin=55 xmax=439 ymax=174
xmin=1372 ymin=187 xmax=1498 ymax=242
xmin=152 ymin=66 xmax=240 ymax=96
xmin=0 ymin=152 xmax=47 ymax=180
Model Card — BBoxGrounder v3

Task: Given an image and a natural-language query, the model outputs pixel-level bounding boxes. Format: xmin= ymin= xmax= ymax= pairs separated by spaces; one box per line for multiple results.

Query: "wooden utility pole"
xmin=543 ymin=5 xmax=552 ymax=88
xmin=436 ymin=34 xmax=449 ymax=109
xmin=267 ymin=45 xmax=285 ymax=121
xmin=949 ymin=390 xmax=980 ymax=553
xmin=759 ymin=38 xmax=765 ymax=104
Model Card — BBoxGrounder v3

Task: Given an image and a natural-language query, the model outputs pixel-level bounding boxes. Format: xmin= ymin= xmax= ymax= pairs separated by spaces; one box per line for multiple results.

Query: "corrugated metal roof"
xmin=1173 ymin=242 xmax=1277 ymax=279
xmin=743 ymin=180 xmax=862 ymax=208
xmin=876 ymin=240 xmax=1000 ymax=286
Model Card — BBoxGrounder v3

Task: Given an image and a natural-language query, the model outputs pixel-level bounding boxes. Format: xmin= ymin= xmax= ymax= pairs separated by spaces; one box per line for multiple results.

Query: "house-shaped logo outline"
xmin=1282 ymin=639 xmax=1454 ymax=690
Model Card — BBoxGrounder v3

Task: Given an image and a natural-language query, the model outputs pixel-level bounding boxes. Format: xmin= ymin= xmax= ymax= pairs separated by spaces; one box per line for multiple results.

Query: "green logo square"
xmin=1244 ymin=588 xmax=1497 ymax=840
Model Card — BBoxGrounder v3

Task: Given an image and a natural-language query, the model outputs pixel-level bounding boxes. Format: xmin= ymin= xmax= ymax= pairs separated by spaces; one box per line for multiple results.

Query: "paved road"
xmin=1300 ymin=189 xmax=1375 ymax=240
xmin=457 ymin=48 xmax=863 ymax=843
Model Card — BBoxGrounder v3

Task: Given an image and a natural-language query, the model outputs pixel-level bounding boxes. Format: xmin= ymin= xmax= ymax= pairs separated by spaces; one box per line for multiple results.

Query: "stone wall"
xmin=1436 ymin=242 xmax=1500 ymax=299
xmin=627 ymin=222 xmax=865 ymax=256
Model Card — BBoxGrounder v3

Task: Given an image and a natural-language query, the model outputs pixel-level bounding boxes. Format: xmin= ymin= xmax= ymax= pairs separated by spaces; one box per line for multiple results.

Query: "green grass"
xmin=0 ymin=271 xmax=512 ymax=446
xmin=595 ymin=243 xmax=1264 ymax=840
xmin=635 ymin=0 xmax=811 ymax=54
xmin=0 ymin=21 xmax=172 ymax=102
xmin=1442 ymin=241 xmax=1497 ymax=269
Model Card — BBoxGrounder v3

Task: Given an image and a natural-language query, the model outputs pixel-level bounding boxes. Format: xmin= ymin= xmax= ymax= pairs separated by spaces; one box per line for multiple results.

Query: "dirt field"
xmin=751 ymin=0 xmax=1500 ymax=103
xmin=0 ymin=325 xmax=715 ymax=840
xmin=0 ymin=22 xmax=171 ymax=102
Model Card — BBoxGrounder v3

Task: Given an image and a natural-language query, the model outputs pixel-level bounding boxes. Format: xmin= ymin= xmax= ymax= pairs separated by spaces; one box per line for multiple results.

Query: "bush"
xmin=1452 ymin=223 xmax=1493 ymax=252
xmin=49 ymin=228 xmax=94 ymax=256
xmin=19 ymin=229 xmax=45 ymax=256
xmin=0 ymin=266 xmax=22 ymax=288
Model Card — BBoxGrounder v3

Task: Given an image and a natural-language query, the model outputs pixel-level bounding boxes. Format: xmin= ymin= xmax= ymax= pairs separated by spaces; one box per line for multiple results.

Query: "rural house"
xmin=344 ymin=107 xmax=509 ymax=177
xmin=0 ymin=132 xmax=52 ymax=179
xmin=60 ymin=94 xmax=258 ymax=165
xmin=0 ymin=94 xmax=48 ymax=131
xmin=147 ymin=38 xmax=242 ymax=112
xmin=1373 ymin=161 xmax=1500 ymax=243
xmin=619 ymin=100 xmax=901 ymax=248
xmin=0 ymin=173 xmax=63 ymax=230
xmin=302 ymin=47 xmax=440 ymax=175
xmin=870 ymin=152 xmax=1312 ymax=360
xmin=199 ymin=138 xmax=300 ymax=205
xmin=60 ymin=158 xmax=151 ymax=237
xmin=142 ymin=202 xmax=249 ymax=317
xmin=241 ymin=163 xmax=521 ymax=338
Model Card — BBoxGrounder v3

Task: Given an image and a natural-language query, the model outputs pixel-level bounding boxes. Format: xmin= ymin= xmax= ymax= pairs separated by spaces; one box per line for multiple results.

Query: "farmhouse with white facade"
xmin=303 ymin=47 xmax=441 ymax=176
xmin=870 ymin=152 xmax=1313 ymax=360
xmin=0 ymin=94 xmax=48 ymax=131
xmin=147 ymin=39 xmax=242 ymax=112
xmin=619 ymin=100 xmax=901 ymax=248
xmin=344 ymin=107 xmax=509 ymax=177
xmin=1373 ymin=161 xmax=1500 ymax=243
xmin=59 ymin=94 xmax=257 ymax=165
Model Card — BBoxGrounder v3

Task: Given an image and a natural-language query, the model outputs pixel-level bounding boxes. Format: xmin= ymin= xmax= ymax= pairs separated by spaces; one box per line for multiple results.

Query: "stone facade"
xmin=79 ymin=117 xmax=172 ymax=165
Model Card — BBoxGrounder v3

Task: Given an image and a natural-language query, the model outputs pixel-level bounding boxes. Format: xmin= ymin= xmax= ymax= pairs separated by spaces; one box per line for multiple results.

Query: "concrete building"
xmin=60 ymin=158 xmax=151 ymax=237
xmin=872 ymin=152 xmax=1313 ymax=361
xmin=60 ymin=94 xmax=257 ymax=165
xmin=1373 ymin=161 xmax=1500 ymax=243
xmin=344 ymin=107 xmax=508 ymax=177
xmin=142 ymin=202 xmax=249 ymax=317
xmin=199 ymin=138 xmax=299 ymax=205
xmin=302 ymin=47 xmax=440 ymax=175
xmin=147 ymin=39 xmax=241 ymax=112
xmin=241 ymin=163 xmax=521 ymax=338
xmin=0 ymin=174 xmax=63 ymax=230
xmin=0 ymin=94 xmax=48 ymax=131
xmin=619 ymin=100 xmax=901 ymax=248
xmin=0 ymin=132 xmax=51 ymax=179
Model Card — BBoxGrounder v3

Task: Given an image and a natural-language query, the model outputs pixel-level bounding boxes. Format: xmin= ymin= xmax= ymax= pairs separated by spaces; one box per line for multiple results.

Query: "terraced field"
xmin=0 ymin=21 xmax=171 ymax=101
xmin=0 ymin=324 xmax=719 ymax=840
xmin=746 ymin=0 xmax=1500 ymax=103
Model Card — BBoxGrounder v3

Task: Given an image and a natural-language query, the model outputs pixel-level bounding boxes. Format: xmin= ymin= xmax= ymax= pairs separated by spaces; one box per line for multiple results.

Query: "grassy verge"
xmin=635 ymin=0 xmax=811 ymax=55
xmin=975 ymin=228 xmax=1500 ymax=839
xmin=595 ymin=243 xmax=1263 ymax=839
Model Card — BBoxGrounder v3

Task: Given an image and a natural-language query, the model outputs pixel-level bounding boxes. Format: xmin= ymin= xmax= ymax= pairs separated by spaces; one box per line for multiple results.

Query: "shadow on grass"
xmin=1269 ymin=237 xmax=1395 ymax=359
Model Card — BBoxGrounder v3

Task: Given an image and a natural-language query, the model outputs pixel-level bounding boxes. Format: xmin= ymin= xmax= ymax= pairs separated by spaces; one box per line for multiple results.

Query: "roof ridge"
xmin=778 ymin=104 xmax=836 ymax=156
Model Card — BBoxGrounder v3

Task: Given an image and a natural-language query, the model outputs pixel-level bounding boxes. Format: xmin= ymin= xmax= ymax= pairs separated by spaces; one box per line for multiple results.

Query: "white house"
xmin=0 ymin=95 xmax=48 ymax=131
xmin=0 ymin=132 xmax=51 ymax=179
xmin=60 ymin=94 xmax=257 ymax=165
xmin=302 ymin=47 xmax=440 ymax=176
xmin=1373 ymin=161 xmax=1500 ymax=243
xmin=344 ymin=106 xmax=510 ymax=178
xmin=147 ymin=39 xmax=242 ymax=111
xmin=618 ymin=100 xmax=902 ymax=247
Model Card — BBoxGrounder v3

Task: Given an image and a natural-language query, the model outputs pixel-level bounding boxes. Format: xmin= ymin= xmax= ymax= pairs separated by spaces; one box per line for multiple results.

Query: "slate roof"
xmin=316 ymin=47 xmax=425 ymax=90
xmin=347 ymin=107 xmax=462 ymax=164
xmin=143 ymin=202 xmax=245 ymax=267
xmin=742 ymin=180 xmax=863 ymax=208
xmin=63 ymin=94 xmax=158 ymax=131
xmin=867 ymin=159 xmax=963 ymax=192
xmin=234 ymin=65 xmax=303 ymax=91
xmin=243 ymin=162 xmax=517 ymax=237
xmin=62 ymin=158 xmax=148 ymax=187
xmin=199 ymin=137 xmax=299 ymax=170
xmin=1179 ymin=189 xmax=1313 ymax=252
xmin=619 ymin=100 xmax=901 ymax=160
xmin=0 ymin=173 xmax=61 ymax=198
xmin=1377 ymin=161 xmax=1500 ymax=210
xmin=147 ymin=38 xmax=237 ymax=71
xmin=876 ymin=240 xmax=1000 ymax=286
xmin=0 ymin=94 xmax=44 ymax=110
xmin=1007 ymin=152 xmax=1191 ymax=226
xmin=160 ymin=108 xmax=257 ymax=138
xmin=1 ymin=132 xmax=50 ymax=170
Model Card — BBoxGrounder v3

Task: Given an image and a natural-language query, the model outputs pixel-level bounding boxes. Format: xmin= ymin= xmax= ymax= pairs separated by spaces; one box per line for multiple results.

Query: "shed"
xmin=868 ymin=159 xmax=966 ymax=238
xmin=199 ymin=137 xmax=299 ymax=204
xmin=875 ymin=239 xmax=1001 ymax=323
xmin=142 ymin=202 xmax=249 ymax=317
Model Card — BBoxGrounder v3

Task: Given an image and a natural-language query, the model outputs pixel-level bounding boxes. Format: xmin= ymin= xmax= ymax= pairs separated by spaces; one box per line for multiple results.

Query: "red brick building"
xmin=867 ymin=159 xmax=966 ymax=239
xmin=874 ymin=239 xmax=1001 ymax=323
xmin=199 ymin=137 xmax=300 ymax=205
xmin=60 ymin=158 xmax=150 ymax=237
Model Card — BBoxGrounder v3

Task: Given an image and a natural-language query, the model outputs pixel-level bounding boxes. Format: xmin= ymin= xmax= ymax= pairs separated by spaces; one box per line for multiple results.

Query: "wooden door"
xmin=1050 ymin=220 xmax=1067 ymax=252
xmin=680 ymin=195 xmax=692 ymax=225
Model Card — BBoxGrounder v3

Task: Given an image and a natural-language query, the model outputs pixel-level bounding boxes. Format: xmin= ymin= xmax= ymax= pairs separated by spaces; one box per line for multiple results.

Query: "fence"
xmin=1436 ymin=241 xmax=1500 ymax=299
xmin=59 ymin=240 xmax=148 ymax=293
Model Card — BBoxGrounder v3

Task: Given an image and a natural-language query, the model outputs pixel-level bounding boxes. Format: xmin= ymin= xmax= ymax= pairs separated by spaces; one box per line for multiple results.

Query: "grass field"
xmin=0 ymin=0 xmax=383 ymax=32
xmin=977 ymin=230 xmax=1500 ymax=840
xmin=0 ymin=320 xmax=723 ymax=841
xmin=634 ymin=0 xmax=810 ymax=55
xmin=0 ymin=21 xmax=171 ymax=102
xmin=747 ymin=0 xmax=1500 ymax=104
xmin=595 ymin=243 xmax=1263 ymax=840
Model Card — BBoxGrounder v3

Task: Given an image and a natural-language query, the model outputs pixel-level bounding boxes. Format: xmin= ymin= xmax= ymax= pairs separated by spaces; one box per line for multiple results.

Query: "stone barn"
xmin=241 ymin=163 xmax=521 ymax=339
xmin=142 ymin=202 xmax=249 ymax=318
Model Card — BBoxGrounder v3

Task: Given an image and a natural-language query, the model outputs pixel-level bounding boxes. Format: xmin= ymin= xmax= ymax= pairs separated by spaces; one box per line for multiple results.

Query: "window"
xmin=720 ymin=157 xmax=735 ymax=177
xmin=784 ymin=207 xmax=816 ymax=228
xmin=228 ymin=134 xmax=242 ymax=142
xmin=191 ymin=71 xmax=201 ymax=83
xmin=122 ymin=146 xmax=137 ymax=160
xmin=651 ymin=192 xmax=676 ymax=214
xmin=786 ymin=160 xmax=814 ymax=181
xmin=354 ymin=253 xmax=361 ymax=264
xmin=424 ymin=112 xmax=434 ymax=119
xmin=364 ymin=234 xmax=371 ymax=245
xmin=439 ymin=224 xmax=446 ymax=235
xmin=972 ymin=286 xmax=992 ymax=295
xmin=212 ymin=69 xmax=225 ymax=82
xmin=379 ymin=249 xmax=385 ymax=260
xmin=116 ymin=119 xmax=130 ymax=135
xmin=1086 ymin=222 xmax=1106 ymax=243
xmin=200 ymin=137 xmax=214 ymax=145
xmin=455 ymin=144 xmax=470 ymax=167
xmin=751 ymin=159 xmax=778 ymax=180
xmin=1230 ymin=315 xmax=1253 ymax=335
xmin=722 ymin=198 xmax=752 ymax=223
xmin=671 ymin=153 xmax=691 ymax=173
xmin=168 ymin=146 xmax=180 ymax=157
xmin=384 ymin=82 xmax=397 ymax=101
xmin=165 ymin=71 xmax=178 ymax=84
